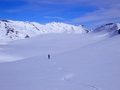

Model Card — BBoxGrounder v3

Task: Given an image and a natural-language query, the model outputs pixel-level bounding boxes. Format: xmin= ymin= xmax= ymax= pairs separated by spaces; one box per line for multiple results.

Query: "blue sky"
xmin=0 ymin=0 xmax=120 ymax=29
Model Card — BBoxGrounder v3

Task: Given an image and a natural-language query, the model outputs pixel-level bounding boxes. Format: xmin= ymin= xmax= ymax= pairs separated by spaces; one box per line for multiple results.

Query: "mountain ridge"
xmin=93 ymin=23 xmax=120 ymax=36
xmin=0 ymin=20 xmax=88 ymax=43
xmin=0 ymin=20 xmax=120 ymax=43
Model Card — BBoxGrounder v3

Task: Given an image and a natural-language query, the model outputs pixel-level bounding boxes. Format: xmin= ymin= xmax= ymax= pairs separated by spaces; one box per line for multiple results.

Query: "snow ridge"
xmin=0 ymin=20 xmax=88 ymax=43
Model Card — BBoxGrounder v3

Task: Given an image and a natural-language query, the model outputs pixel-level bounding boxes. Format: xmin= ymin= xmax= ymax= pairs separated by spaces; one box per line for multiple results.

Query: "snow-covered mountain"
xmin=93 ymin=23 xmax=120 ymax=36
xmin=1 ymin=20 xmax=120 ymax=43
xmin=0 ymin=20 xmax=88 ymax=43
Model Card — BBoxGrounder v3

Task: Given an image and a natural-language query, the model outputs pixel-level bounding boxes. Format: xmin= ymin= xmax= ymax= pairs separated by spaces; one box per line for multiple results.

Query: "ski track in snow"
xmin=48 ymin=59 xmax=101 ymax=90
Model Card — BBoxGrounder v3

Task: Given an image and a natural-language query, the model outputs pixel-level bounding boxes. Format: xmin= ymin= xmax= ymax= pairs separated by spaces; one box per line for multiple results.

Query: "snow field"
xmin=0 ymin=33 xmax=120 ymax=90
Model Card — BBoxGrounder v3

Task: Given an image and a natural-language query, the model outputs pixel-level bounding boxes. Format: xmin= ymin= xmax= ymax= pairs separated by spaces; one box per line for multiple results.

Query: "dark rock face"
xmin=105 ymin=23 xmax=114 ymax=25
xmin=1 ymin=20 xmax=10 ymax=22
xmin=25 ymin=35 xmax=30 ymax=38
xmin=6 ymin=28 xmax=14 ymax=35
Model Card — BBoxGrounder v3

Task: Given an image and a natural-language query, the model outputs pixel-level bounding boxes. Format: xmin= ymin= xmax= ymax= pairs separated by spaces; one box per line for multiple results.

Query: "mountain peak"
xmin=93 ymin=23 xmax=120 ymax=36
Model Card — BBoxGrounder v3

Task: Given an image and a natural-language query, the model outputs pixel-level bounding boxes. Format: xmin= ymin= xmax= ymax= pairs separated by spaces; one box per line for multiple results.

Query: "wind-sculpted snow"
xmin=0 ymin=20 xmax=88 ymax=43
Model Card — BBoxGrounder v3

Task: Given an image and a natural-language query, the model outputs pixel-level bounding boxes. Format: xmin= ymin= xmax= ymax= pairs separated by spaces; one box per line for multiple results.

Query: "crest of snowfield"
xmin=0 ymin=20 xmax=88 ymax=43
xmin=93 ymin=23 xmax=120 ymax=36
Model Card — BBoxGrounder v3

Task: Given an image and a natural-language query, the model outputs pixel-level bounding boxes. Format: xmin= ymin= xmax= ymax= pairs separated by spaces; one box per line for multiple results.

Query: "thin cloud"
xmin=6 ymin=10 xmax=23 ymax=13
xmin=2 ymin=0 xmax=120 ymax=12
xmin=1 ymin=0 xmax=120 ymax=6
xmin=44 ymin=16 xmax=65 ymax=20
xmin=72 ymin=5 xmax=120 ymax=25
xmin=94 ymin=19 xmax=120 ymax=26
xmin=25 ymin=0 xmax=120 ymax=6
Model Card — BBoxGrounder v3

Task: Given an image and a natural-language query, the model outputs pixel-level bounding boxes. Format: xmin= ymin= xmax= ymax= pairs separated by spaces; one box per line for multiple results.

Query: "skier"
xmin=118 ymin=29 xmax=120 ymax=34
xmin=48 ymin=54 xmax=50 ymax=59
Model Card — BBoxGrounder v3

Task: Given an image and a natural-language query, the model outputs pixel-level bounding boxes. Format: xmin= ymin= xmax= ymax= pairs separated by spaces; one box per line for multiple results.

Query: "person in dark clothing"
xmin=48 ymin=54 xmax=50 ymax=59
xmin=118 ymin=29 xmax=120 ymax=34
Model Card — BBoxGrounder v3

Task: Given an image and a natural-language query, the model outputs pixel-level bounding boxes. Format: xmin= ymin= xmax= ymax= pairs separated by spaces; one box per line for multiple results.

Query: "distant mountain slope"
xmin=93 ymin=23 xmax=120 ymax=36
xmin=0 ymin=20 xmax=88 ymax=43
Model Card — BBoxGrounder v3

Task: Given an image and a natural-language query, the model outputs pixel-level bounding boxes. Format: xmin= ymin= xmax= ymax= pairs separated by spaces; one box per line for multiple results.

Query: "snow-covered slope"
xmin=0 ymin=20 xmax=88 ymax=43
xmin=93 ymin=23 xmax=120 ymax=37
xmin=0 ymin=21 xmax=120 ymax=90
xmin=0 ymin=34 xmax=120 ymax=90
